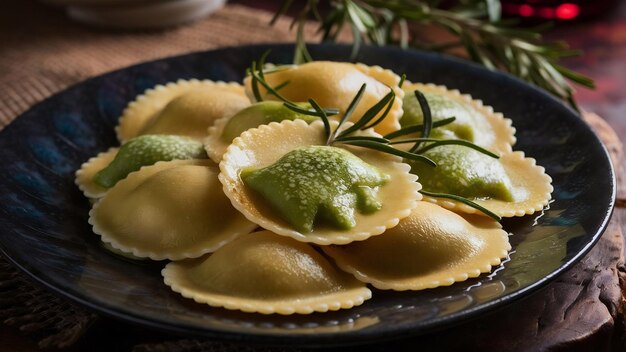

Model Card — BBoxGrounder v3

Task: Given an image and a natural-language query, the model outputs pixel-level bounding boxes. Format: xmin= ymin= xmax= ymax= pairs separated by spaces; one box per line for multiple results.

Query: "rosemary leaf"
xmin=250 ymin=61 xmax=263 ymax=102
xmin=384 ymin=117 xmax=456 ymax=139
xmin=339 ymin=140 xmax=437 ymax=166
xmin=338 ymin=89 xmax=395 ymax=137
xmin=283 ymin=102 xmax=320 ymax=117
xmin=272 ymin=80 xmax=291 ymax=93
xmin=270 ymin=0 xmax=594 ymax=111
xmin=331 ymin=83 xmax=367 ymax=142
xmin=270 ymin=0 xmax=293 ymax=25
xmin=398 ymin=73 xmax=406 ymax=88
xmin=415 ymin=139 xmax=500 ymax=158
xmin=419 ymin=190 xmax=502 ymax=221
xmin=409 ymin=90 xmax=432 ymax=153
xmin=334 ymin=135 xmax=390 ymax=144
xmin=362 ymin=90 xmax=396 ymax=129
xmin=308 ymin=99 xmax=332 ymax=142
xmin=387 ymin=137 xmax=442 ymax=145
xmin=294 ymin=20 xmax=313 ymax=65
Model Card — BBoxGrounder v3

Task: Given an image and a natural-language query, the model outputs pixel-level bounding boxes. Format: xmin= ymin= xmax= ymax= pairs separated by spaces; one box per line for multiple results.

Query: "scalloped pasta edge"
xmin=204 ymin=115 xmax=231 ymax=163
xmin=402 ymin=81 xmax=516 ymax=154
xmin=323 ymin=217 xmax=512 ymax=291
xmin=116 ymin=79 xmax=246 ymax=143
xmin=75 ymin=147 xmax=119 ymax=199
xmin=219 ymin=119 xmax=422 ymax=245
xmin=422 ymin=151 xmax=553 ymax=217
xmin=354 ymin=63 xmax=404 ymax=135
xmin=88 ymin=159 xmax=256 ymax=261
xmin=162 ymin=263 xmax=372 ymax=315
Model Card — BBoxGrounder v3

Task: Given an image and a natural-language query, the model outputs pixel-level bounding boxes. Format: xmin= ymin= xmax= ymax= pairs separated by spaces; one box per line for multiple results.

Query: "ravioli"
xmin=94 ymin=134 xmax=208 ymax=188
xmin=75 ymin=60 xmax=554 ymax=315
xmin=244 ymin=61 xmax=404 ymax=135
xmin=90 ymin=160 xmax=257 ymax=260
xmin=75 ymin=147 xmax=119 ymax=198
xmin=418 ymin=151 xmax=553 ymax=217
xmin=116 ymin=79 xmax=250 ymax=142
xmin=410 ymin=145 xmax=514 ymax=201
xmin=323 ymin=201 xmax=511 ymax=291
xmin=162 ymin=230 xmax=372 ymax=315
xmin=204 ymin=101 xmax=317 ymax=163
xmin=219 ymin=119 xmax=421 ymax=245
xmin=400 ymin=82 xmax=515 ymax=155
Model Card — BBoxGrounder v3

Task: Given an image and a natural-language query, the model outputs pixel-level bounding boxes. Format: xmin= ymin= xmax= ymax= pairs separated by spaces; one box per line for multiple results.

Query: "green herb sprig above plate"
xmin=271 ymin=0 xmax=594 ymax=112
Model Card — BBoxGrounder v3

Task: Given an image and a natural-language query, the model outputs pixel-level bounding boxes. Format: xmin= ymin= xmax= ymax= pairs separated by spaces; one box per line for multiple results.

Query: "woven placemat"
xmin=0 ymin=1 xmax=320 ymax=130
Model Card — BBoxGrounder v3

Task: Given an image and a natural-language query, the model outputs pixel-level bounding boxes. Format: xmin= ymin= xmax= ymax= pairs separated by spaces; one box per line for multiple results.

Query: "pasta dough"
xmin=400 ymin=82 xmax=515 ymax=155
xmin=117 ymin=79 xmax=250 ymax=142
xmin=219 ymin=119 xmax=421 ymax=245
xmin=90 ymin=159 xmax=257 ymax=260
xmin=323 ymin=201 xmax=511 ymax=291
xmin=75 ymin=147 xmax=119 ymax=198
xmin=244 ymin=62 xmax=404 ymax=135
xmin=162 ymin=230 xmax=372 ymax=315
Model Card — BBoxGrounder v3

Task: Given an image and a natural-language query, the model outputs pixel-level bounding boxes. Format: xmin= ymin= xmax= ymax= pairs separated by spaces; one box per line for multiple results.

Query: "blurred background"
xmin=0 ymin=0 xmax=624 ymax=136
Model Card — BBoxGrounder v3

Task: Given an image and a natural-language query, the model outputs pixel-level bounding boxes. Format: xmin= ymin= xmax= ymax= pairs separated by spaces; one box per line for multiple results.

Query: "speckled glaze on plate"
xmin=0 ymin=44 xmax=616 ymax=347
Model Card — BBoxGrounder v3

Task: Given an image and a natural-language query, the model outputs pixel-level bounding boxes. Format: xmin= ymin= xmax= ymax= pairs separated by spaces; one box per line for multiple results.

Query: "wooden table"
xmin=1 ymin=1 xmax=625 ymax=351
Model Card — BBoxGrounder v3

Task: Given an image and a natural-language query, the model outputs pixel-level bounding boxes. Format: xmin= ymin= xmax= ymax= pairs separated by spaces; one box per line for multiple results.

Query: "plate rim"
xmin=0 ymin=42 xmax=617 ymax=346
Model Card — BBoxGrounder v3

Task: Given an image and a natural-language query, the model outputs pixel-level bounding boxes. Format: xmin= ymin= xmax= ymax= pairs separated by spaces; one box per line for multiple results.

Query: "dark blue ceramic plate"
xmin=0 ymin=44 xmax=616 ymax=347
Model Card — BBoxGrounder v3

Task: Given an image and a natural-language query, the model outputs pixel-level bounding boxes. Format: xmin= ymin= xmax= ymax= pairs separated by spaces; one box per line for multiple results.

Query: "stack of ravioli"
xmin=76 ymin=61 xmax=552 ymax=315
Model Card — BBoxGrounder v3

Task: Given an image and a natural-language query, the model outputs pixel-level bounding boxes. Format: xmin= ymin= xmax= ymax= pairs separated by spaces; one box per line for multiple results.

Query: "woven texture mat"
xmin=0 ymin=1 xmax=319 ymax=130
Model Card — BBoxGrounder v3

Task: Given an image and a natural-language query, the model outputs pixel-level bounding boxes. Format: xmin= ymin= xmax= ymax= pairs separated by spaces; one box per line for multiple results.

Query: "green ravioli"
xmin=241 ymin=146 xmax=390 ymax=233
xmin=410 ymin=145 xmax=514 ymax=201
xmin=221 ymin=101 xmax=318 ymax=142
xmin=93 ymin=135 xmax=207 ymax=188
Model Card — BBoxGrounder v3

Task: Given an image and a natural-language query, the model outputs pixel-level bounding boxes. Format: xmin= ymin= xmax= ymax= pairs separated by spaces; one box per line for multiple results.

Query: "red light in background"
xmin=556 ymin=3 xmax=580 ymax=20
xmin=538 ymin=7 xmax=555 ymax=18
xmin=519 ymin=4 xmax=534 ymax=17
xmin=502 ymin=1 xmax=602 ymax=21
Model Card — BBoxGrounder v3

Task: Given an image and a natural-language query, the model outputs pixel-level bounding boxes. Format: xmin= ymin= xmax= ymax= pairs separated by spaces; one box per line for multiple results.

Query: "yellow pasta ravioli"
xmin=162 ymin=230 xmax=372 ymax=315
xmin=219 ymin=119 xmax=421 ymax=245
xmin=90 ymin=159 xmax=257 ymax=260
xmin=116 ymin=79 xmax=250 ymax=142
xmin=323 ymin=201 xmax=511 ymax=291
xmin=244 ymin=61 xmax=404 ymax=135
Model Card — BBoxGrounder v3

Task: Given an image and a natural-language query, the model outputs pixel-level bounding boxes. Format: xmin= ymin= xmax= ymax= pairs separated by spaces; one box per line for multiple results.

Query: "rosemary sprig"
xmin=271 ymin=0 xmax=594 ymax=111
xmin=415 ymin=139 xmax=499 ymax=158
xmin=393 ymin=88 xmax=501 ymax=219
xmin=340 ymin=139 xmax=436 ymax=166
xmin=389 ymin=138 xmax=500 ymax=158
xmin=263 ymin=61 xmax=436 ymax=166
xmin=336 ymin=88 xmax=395 ymax=138
xmin=384 ymin=117 xmax=456 ymax=139
xmin=248 ymin=57 xmax=340 ymax=116
xmin=409 ymin=90 xmax=432 ymax=153
xmin=249 ymin=58 xmax=501 ymax=220
xmin=419 ymin=190 xmax=502 ymax=221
